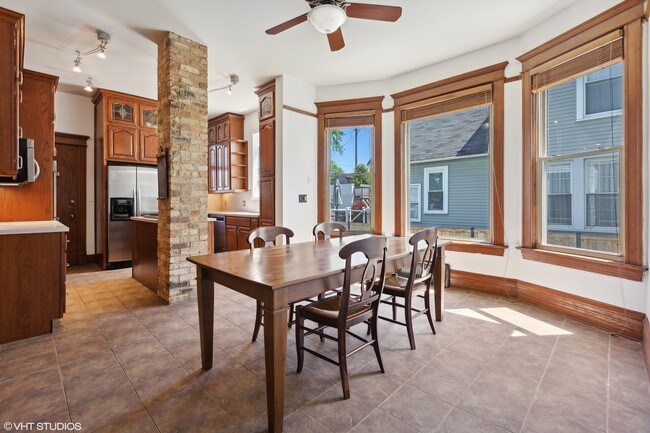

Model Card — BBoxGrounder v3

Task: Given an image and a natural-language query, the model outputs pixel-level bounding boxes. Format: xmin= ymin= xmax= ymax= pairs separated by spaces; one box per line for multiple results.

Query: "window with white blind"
xmin=576 ymin=63 xmax=623 ymax=120
xmin=546 ymin=161 xmax=572 ymax=226
xmin=409 ymin=184 xmax=421 ymax=222
xmin=585 ymin=156 xmax=619 ymax=228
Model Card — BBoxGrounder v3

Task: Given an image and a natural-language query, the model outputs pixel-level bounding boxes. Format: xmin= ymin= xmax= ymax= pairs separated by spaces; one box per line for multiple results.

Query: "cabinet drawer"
xmin=225 ymin=216 xmax=252 ymax=228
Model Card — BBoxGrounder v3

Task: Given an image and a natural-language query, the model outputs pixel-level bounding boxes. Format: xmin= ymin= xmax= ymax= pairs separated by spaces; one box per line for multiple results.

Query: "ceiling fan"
xmin=265 ymin=1 xmax=402 ymax=52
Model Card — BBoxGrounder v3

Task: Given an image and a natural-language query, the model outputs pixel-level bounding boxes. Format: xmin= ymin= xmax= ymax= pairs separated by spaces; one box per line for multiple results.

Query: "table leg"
xmin=263 ymin=290 xmax=288 ymax=433
xmin=434 ymin=245 xmax=445 ymax=322
xmin=196 ymin=267 xmax=214 ymax=369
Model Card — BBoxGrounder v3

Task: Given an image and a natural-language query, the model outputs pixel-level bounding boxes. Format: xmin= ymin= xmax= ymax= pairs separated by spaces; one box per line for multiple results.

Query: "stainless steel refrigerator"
xmin=107 ymin=164 xmax=158 ymax=266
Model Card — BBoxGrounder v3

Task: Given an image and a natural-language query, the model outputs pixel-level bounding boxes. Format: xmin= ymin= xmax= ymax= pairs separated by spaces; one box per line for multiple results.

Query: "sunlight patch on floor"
xmin=511 ymin=329 xmax=527 ymax=337
xmin=445 ymin=308 xmax=500 ymax=323
xmin=480 ymin=307 xmax=572 ymax=336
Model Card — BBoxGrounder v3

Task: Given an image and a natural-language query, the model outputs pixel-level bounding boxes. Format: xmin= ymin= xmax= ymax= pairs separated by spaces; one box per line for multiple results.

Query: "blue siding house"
xmin=408 ymin=106 xmax=490 ymax=239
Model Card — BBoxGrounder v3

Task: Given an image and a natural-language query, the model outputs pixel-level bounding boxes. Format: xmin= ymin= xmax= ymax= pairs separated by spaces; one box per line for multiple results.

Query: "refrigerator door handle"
xmin=133 ymin=188 xmax=137 ymax=217
xmin=137 ymin=188 xmax=142 ymax=217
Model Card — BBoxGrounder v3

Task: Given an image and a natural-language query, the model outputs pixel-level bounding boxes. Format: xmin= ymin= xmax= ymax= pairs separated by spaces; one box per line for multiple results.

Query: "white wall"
xmin=53 ymin=92 xmax=95 ymax=255
xmin=276 ymin=76 xmax=319 ymax=243
xmin=314 ymin=0 xmax=649 ymax=313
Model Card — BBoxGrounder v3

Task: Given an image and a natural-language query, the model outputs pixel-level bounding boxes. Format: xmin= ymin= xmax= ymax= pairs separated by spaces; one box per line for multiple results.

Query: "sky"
xmin=330 ymin=127 xmax=372 ymax=174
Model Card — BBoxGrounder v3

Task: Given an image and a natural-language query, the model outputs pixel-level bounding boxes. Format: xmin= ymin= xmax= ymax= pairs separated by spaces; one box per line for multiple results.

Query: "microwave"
xmin=0 ymin=138 xmax=40 ymax=185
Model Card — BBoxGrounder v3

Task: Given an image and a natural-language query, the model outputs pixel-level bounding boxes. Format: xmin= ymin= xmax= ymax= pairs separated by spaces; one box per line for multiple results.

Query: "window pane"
xmin=546 ymin=62 xmax=623 ymax=157
xmin=328 ymin=127 xmax=373 ymax=233
xmin=409 ymin=185 xmax=420 ymax=222
xmin=407 ymin=105 xmax=490 ymax=241
xmin=585 ymin=77 xmax=622 ymax=114
xmin=541 ymin=61 xmax=622 ymax=255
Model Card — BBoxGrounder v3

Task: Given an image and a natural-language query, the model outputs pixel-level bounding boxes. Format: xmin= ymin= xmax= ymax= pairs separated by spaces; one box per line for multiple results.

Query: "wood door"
xmin=107 ymin=125 xmax=137 ymax=162
xmin=259 ymin=119 xmax=275 ymax=177
xmin=260 ymin=176 xmax=275 ymax=226
xmin=225 ymin=224 xmax=237 ymax=251
xmin=56 ymin=138 xmax=87 ymax=265
xmin=139 ymin=129 xmax=158 ymax=164
xmin=208 ymin=144 xmax=217 ymax=193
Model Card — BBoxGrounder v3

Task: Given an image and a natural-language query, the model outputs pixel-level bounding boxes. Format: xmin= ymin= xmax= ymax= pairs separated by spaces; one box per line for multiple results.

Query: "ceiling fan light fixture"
xmin=307 ymin=4 xmax=347 ymax=34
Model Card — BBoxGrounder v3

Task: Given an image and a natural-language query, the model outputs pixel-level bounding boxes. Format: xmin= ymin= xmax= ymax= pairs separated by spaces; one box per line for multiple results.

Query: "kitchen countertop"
xmin=131 ymin=217 xmax=158 ymax=224
xmin=0 ymin=220 xmax=69 ymax=235
xmin=132 ymin=217 xmax=218 ymax=223
xmin=208 ymin=211 xmax=260 ymax=218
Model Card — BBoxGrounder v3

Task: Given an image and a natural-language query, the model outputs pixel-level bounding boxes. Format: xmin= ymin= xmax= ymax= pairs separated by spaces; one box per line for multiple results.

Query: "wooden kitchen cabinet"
xmin=0 ymin=228 xmax=67 ymax=344
xmin=0 ymin=7 xmax=24 ymax=178
xmin=107 ymin=125 xmax=137 ymax=162
xmin=256 ymin=80 xmax=277 ymax=227
xmin=208 ymin=113 xmax=247 ymax=193
xmin=139 ymin=128 xmax=158 ymax=163
xmin=94 ymin=90 xmax=158 ymax=165
xmin=225 ymin=216 xmax=258 ymax=251
xmin=94 ymin=89 xmax=158 ymax=269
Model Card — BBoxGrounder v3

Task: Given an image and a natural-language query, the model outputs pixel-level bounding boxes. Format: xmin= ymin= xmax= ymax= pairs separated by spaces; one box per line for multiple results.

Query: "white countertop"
xmin=0 ymin=220 xmax=69 ymax=235
xmin=131 ymin=216 xmax=158 ymax=224
xmin=208 ymin=211 xmax=260 ymax=217
xmin=132 ymin=217 xmax=218 ymax=223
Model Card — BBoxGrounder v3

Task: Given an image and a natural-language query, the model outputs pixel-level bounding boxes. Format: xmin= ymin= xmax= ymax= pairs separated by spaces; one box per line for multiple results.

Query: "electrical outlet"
xmin=298 ymin=194 xmax=307 ymax=203
xmin=242 ymin=200 xmax=246 ymax=207
xmin=224 ymin=200 xmax=228 ymax=207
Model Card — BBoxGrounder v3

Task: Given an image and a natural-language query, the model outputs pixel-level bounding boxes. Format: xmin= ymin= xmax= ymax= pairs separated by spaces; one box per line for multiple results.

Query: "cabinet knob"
xmin=70 ymin=199 xmax=75 ymax=204
xmin=70 ymin=214 xmax=75 ymax=219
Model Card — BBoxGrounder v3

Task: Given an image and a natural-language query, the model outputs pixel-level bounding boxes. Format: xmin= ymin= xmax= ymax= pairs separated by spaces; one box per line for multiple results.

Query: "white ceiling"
xmin=1 ymin=0 xmax=580 ymax=116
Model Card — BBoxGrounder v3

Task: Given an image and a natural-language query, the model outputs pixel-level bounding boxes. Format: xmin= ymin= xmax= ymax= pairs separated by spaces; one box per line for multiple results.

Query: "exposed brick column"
xmin=157 ymin=32 xmax=208 ymax=303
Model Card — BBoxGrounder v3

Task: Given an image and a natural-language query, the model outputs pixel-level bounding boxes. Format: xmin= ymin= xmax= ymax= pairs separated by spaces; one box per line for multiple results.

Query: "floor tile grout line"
xmin=70 ymin=279 xmax=164 ymax=433
xmin=48 ymin=335 xmax=73 ymax=425
xmin=516 ymin=317 xmax=564 ymax=433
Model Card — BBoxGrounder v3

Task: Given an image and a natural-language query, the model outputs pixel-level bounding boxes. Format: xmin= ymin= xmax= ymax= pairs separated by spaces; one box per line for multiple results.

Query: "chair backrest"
xmin=406 ymin=228 xmax=438 ymax=288
xmin=247 ymin=226 xmax=294 ymax=250
xmin=338 ymin=236 xmax=387 ymax=322
xmin=313 ymin=222 xmax=346 ymax=240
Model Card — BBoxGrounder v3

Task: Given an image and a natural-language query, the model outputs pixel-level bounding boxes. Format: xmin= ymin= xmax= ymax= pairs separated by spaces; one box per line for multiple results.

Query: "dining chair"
xmin=313 ymin=221 xmax=346 ymax=240
xmin=378 ymin=227 xmax=438 ymax=350
xmin=248 ymin=226 xmax=295 ymax=342
xmin=295 ymin=236 xmax=388 ymax=399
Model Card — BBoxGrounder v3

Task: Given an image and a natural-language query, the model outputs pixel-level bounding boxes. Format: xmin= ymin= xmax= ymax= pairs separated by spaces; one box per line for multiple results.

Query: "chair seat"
xmin=384 ymin=277 xmax=428 ymax=297
xmin=303 ymin=296 xmax=371 ymax=322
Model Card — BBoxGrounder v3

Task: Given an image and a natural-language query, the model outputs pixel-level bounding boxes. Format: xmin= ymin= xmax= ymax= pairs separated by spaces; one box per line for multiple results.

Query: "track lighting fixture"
xmin=208 ymin=74 xmax=239 ymax=94
xmin=84 ymin=77 xmax=94 ymax=92
xmin=72 ymin=30 xmax=111 ymax=73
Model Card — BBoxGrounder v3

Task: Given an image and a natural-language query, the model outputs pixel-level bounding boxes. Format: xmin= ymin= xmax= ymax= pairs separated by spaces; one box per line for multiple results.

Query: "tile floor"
xmin=0 ymin=267 xmax=649 ymax=433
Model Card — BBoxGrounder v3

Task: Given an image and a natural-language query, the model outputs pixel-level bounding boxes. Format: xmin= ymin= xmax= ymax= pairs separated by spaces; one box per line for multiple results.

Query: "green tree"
xmin=330 ymin=129 xmax=345 ymax=155
xmin=330 ymin=161 xmax=344 ymax=176
xmin=353 ymin=164 xmax=371 ymax=187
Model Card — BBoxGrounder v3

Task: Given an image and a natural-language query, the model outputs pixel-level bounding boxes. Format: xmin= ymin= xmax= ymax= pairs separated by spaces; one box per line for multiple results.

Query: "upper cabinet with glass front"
xmin=93 ymin=90 xmax=158 ymax=164
xmin=207 ymin=113 xmax=246 ymax=193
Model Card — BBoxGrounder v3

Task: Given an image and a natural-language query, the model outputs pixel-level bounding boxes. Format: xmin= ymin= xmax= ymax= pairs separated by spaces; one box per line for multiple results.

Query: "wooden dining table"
xmin=187 ymin=234 xmax=449 ymax=433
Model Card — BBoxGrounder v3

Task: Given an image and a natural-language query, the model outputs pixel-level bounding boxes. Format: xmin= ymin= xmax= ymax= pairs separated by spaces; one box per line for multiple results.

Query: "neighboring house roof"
xmin=409 ymin=106 xmax=489 ymax=161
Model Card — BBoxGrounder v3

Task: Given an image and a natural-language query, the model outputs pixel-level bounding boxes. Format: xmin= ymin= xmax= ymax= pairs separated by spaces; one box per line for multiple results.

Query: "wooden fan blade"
xmin=327 ymin=28 xmax=345 ymax=52
xmin=345 ymin=3 xmax=402 ymax=22
xmin=265 ymin=13 xmax=308 ymax=35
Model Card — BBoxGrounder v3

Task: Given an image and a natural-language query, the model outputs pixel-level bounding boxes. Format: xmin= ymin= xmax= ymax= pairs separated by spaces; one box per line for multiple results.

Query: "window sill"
xmin=446 ymin=242 xmax=507 ymax=256
xmin=518 ymin=247 xmax=645 ymax=281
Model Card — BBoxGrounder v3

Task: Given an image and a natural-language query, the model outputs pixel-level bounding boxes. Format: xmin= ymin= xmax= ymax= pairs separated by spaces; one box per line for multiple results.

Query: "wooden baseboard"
xmin=641 ymin=318 xmax=650 ymax=377
xmin=450 ymin=269 xmax=645 ymax=341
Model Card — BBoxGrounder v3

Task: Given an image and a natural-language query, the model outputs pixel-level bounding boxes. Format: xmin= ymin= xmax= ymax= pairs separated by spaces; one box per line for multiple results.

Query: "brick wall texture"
xmin=157 ymin=32 xmax=209 ymax=303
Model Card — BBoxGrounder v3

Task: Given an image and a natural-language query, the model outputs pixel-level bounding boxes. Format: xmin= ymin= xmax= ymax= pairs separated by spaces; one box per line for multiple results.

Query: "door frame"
xmin=55 ymin=132 xmax=89 ymax=265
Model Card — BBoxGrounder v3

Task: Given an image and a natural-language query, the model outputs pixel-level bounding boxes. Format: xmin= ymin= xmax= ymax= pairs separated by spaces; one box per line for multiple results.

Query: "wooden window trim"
xmin=519 ymin=0 xmax=644 ymax=280
xmin=316 ymin=96 xmax=384 ymax=234
xmin=393 ymin=62 xmax=507 ymax=256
